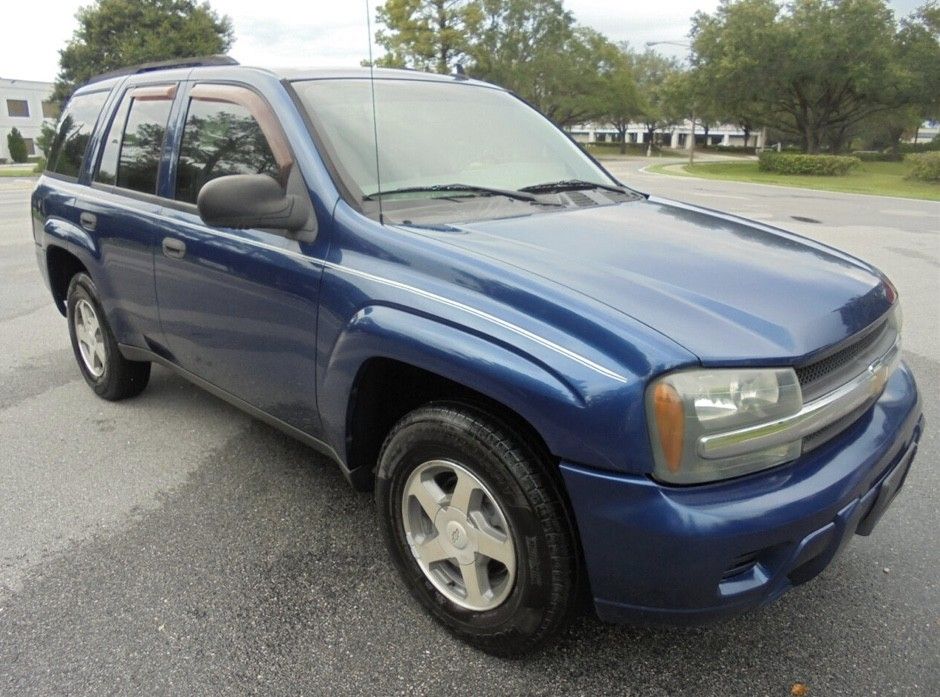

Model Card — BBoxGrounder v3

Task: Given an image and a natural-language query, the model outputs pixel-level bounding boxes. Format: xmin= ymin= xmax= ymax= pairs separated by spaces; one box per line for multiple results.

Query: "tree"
xmin=692 ymin=0 xmax=932 ymax=154
xmin=36 ymin=122 xmax=58 ymax=159
xmin=470 ymin=0 xmax=576 ymax=104
xmin=855 ymin=106 xmax=922 ymax=152
xmin=597 ymin=45 xmax=643 ymax=153
xmin=657 ymin=67 xmax=729 ymax=154
xmin=375 ymin=0 xmax=482 ymax=73
xmin=511 ymin=26 xmax=623 ymax=126
xmin=693 ymin=88 xmax=728 ymax=148
xmin=850 ymin=4 xmax=940 ymax=153
xmin=53 ymin=0 xmax=233 ymax=106
xmin=7 ymin=128 xmax=29 ymax=163
xmin=631 ymin=50 xmax=683 ymax=149
xmin=374 ymin=0 xmax=622 ymax=127
xmin=789 ymin=0 xmax=903 ymax=153
xmin=897 ymin=3 xmax=940 ymax=123
xmin=691 ymin=0 xmax=778 ymax=149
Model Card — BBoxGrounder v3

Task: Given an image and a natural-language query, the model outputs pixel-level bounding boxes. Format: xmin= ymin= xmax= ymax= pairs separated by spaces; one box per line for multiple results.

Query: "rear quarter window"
xmin=47 ymin=91 xmax=109 ymax=179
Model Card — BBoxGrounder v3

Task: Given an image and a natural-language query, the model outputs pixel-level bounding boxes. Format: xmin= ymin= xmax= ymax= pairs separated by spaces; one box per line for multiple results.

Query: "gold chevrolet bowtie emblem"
xmin=868 ymin=355 xmax=889 ymax=396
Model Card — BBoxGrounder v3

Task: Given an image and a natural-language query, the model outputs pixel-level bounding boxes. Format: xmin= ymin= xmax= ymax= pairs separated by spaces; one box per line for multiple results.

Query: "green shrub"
xmin=758 ymin=151 xmax=860 ymax=176
xmin=899 ymin=137 xmax=940 ymax=154
xmin=853 ymin=150 xmax=904 ymax=162
xmin=6 ymin=128 xmax=29 ymax=163
xmin=907 ymin=152 xmax=940 ymax=182
xmin=32 ymin=157 xmax=47 ymax=174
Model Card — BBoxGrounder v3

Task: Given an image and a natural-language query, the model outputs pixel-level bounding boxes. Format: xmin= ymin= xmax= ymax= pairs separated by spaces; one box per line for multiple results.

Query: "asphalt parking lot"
xmin=1 ymin=166 xmax=938 ymax=696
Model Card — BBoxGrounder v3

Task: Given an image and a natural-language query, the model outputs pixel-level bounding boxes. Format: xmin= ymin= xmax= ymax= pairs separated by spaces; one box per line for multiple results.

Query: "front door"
xmin=153 ymin=82 xmax=323 ymax=434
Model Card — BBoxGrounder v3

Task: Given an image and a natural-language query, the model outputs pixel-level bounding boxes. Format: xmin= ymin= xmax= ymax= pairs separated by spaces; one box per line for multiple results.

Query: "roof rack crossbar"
xmin=87 ymin=55 xmax=239 ymax=84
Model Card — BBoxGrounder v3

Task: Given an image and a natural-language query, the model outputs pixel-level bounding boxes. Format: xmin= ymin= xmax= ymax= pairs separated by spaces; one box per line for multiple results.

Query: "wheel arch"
xmin=345 ymin=357 xmax=557 ymax=486
xmin=46 ymin=244 xmax=89 ymax=316
xmin=319 ymin=305 xmax=610 ymax=489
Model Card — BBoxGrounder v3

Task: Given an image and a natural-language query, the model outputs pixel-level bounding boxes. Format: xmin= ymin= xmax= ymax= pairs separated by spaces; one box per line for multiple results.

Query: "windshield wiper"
xmin=364 ymin=183 xmax=537 ymax=202
xmin=518 ymin=179 xmax=628 ymax=194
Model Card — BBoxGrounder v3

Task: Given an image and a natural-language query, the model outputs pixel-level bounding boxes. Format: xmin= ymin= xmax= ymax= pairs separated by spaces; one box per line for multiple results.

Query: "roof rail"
xmin=87 ymin=55 xmax=239 ymax=84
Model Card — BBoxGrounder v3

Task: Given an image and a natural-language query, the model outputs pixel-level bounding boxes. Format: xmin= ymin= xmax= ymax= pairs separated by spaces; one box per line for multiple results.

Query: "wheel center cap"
xmin=446 ymin=520 xmax=469 ymax=550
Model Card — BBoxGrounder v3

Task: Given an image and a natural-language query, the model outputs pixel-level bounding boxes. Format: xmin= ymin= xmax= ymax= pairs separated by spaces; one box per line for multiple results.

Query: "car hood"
xmin=428 ymin=197 xmax=892 ymax=363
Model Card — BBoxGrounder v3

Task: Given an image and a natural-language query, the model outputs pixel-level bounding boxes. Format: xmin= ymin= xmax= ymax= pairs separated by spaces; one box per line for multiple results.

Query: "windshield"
xmin=291 ymin=78 xmax=616 ymax=206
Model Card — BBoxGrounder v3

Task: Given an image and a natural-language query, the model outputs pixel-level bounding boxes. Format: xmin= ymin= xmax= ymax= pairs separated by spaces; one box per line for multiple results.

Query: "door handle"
xmin=79 ymin=211 xmax=97 ymax=231
xmin=162 ymin=237 xmax=187 ymax=259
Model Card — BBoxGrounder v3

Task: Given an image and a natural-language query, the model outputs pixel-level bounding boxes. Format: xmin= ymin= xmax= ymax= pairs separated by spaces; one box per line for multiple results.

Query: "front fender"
xmin=319 ymin=304 xmax=635 ymax=472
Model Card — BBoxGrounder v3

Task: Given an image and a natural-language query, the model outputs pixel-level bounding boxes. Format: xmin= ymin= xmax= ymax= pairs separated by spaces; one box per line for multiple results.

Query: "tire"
xmin=376 ymin=402 xmax=579 ymax=656
xmin=66 ymin=272 xmax=150 ymax=401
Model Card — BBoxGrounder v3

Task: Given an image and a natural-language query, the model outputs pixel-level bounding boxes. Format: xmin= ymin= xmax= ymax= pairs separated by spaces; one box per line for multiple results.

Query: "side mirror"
xmin=196 ymin=174 xmax=309 ymax=232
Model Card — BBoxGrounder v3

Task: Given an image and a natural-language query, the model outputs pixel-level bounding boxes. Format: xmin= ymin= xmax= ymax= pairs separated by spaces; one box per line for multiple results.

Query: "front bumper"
xmin=561 ymin=361 xmax=923 ymax=625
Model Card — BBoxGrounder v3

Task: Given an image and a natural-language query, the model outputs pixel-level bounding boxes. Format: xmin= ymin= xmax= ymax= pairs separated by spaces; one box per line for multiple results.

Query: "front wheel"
xmin=376 ymin=403 xmax=579 ymax=656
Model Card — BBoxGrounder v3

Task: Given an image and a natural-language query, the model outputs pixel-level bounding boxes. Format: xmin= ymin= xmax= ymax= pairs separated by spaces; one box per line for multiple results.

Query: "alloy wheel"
xmin=401 ymin=459 xmax=517 ymax=611
xmin=73 ymin=298 xmax=105 ymax=378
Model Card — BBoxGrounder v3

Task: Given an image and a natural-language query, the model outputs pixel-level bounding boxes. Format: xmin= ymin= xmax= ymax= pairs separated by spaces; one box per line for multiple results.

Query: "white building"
xmin=568 ymin=119 xmax=766 ymax=149
xmin=909 ymin=120 xmax=939 ymax=144
xmin=1 ymin=78 xmax=57 ymax=162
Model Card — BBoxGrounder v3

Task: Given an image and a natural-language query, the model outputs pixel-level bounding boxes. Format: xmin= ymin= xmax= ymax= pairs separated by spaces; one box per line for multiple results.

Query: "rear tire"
xmin=376 ymin=402 xmax=578 ymax=656
xmin=66 ymin=272 xmax=150 ymax=401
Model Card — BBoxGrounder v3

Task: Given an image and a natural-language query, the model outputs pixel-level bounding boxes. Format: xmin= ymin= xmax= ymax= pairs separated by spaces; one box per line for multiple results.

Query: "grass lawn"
xmin=648 ymin=159 xmax=940 ymax=201
xmin=0 ymin=167 xmax=37 ymax=178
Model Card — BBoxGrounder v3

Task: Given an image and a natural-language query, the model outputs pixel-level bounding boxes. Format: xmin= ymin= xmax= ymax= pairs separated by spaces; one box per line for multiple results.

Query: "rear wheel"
xmin=67 ymin=272 xmax=150 ymax=400
xmin=376 ymin=402 xmax=578 ymax=656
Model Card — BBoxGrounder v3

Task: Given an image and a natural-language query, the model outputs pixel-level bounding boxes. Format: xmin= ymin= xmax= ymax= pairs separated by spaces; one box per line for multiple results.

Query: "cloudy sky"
xmin=1 ymin=0 xmax=925 ymax=83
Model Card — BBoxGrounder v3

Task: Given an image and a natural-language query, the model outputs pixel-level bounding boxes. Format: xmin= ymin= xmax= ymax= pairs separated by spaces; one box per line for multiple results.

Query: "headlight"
xmin=646 ymin=368 xmax=803 ymax=484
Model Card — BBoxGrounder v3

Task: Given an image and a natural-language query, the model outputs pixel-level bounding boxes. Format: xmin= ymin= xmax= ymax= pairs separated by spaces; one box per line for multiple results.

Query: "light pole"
xmin=646 ymin=40 xmax=695 ymax=167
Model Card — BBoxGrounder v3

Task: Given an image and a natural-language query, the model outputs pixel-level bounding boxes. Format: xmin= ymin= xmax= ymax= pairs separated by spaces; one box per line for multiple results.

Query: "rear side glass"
xmin=175 ymin=99 xmax=280 ymax=204
xmin=113 ymin=98 xmax=172 ymax=194
xmin=47 ymin=91 xmax=108 ymax=179
xmin=95 ymin=96 xmax=132 ymax=185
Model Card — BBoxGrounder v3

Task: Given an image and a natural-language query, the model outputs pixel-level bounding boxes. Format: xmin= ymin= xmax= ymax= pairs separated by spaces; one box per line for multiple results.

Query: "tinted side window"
xmin=95 ymin=96 xmax=132 ymax=185
xmin=175 ymin=100 xmax=280 ymax=204
xmin=116 ymin=98 xmax=172 ymax=194
xmin=47 ymin=91 xmax=108 ymax=179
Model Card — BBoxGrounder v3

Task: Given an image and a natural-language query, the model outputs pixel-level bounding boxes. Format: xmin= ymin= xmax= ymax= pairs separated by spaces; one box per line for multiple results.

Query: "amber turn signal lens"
xmin=653 ymin=382 xmax=685 ymax=473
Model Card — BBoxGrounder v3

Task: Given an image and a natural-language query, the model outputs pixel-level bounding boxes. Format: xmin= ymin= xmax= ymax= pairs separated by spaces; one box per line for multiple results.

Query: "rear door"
xmin=153 ymin=82 xmax=324 ymax=434
xmin=75 ymin=84 xmax=177 ymax=347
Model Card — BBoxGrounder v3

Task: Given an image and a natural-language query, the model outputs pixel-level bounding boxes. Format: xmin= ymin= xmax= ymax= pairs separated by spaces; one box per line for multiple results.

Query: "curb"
xmin=639 ymin=163 xmax=940 ymax=205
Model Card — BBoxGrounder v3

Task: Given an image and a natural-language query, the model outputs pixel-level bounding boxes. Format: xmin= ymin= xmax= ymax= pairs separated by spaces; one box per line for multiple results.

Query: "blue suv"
xmin=32 ymin=57 xmax=923 ymax=655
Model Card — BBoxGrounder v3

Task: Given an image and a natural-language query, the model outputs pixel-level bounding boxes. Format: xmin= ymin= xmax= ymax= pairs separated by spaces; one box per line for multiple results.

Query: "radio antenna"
xmin=365 ymin=0 xmax=384 ymax=224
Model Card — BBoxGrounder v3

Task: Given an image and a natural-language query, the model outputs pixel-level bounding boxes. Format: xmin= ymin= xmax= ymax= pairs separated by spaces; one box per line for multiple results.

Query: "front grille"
xmin=795 ymin=311 xmax=899 ymax=452
xmin=802 ymin=399 xmax=874 ymax=453
xmin=796 ymin=318 xmax=895 ymax=403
